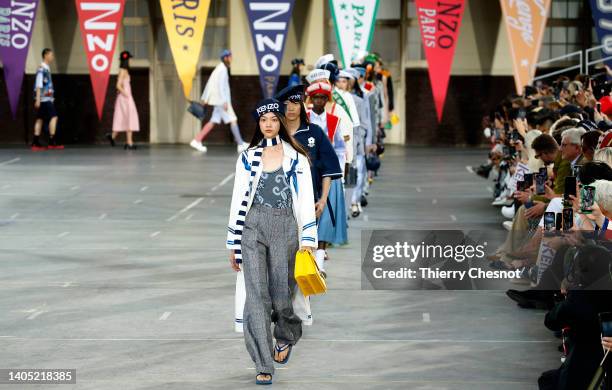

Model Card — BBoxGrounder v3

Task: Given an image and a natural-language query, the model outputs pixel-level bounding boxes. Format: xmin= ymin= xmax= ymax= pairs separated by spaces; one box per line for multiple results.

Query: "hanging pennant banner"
xmin=75 ymin=0 xmax=125 ymax=119
xmin=415 ymin=0 xmax=465 ymax=123
xmin=589 ymin=0 xmax=612 ymax=67
xmin=0 ymin=0 xmax=40 ymax=119
xmin=244 ymin=0 xmax=295 ymax=98
xmin=160 ymin=0 xmax=211 ymax=99
xmin=329 ymin=0 xmax=379 ymax=68
xmin=500 ymin=0 xmax=550 ymax=95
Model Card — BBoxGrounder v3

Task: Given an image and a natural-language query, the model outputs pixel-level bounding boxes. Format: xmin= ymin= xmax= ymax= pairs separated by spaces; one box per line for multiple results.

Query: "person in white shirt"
xmin=305 ymin=82 xmax=348 ymax=272
xmin=190 ymin=49 xmax=248 ymax=153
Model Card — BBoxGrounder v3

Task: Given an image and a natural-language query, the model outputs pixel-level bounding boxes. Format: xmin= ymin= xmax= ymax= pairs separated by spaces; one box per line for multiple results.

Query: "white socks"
xmin=230 ymin=122 xmax=244 ymax=144
xmin=315 ymin=249 xmax=326 ymax=272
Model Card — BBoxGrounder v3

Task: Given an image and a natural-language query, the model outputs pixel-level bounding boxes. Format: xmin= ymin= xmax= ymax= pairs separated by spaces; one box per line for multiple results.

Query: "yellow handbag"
xmin=294 ymin=249 xmax=327 ymax=296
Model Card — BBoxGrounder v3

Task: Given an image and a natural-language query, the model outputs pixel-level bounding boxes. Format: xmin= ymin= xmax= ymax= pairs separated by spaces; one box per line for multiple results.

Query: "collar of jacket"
xmin=244 ymin=140 xmax=299 ymax=170
xmin=243 ymin=140 xmax=301 ymax=192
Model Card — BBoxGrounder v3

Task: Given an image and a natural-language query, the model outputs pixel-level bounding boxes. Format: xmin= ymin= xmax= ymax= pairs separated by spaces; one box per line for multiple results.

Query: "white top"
xmin=201 ymin=62 xmax=230 ymax=106
xmin=335 ymin=87 xmax=360 ymax=128
xmin=309 ymin=109 xmax=327 ymax=131
xmin=35 ymin=62 xmax=53 ymax=102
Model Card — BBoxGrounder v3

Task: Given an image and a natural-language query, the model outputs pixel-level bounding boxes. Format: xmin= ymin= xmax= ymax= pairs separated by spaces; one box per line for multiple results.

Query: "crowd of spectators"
xmin=472 ymin=72 xmax=612 ymax=389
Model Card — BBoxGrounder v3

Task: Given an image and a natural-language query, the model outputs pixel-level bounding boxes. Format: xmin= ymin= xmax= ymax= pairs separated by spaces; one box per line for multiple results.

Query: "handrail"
xmin=585 ymin=42 xmax=612 ymax=74
xmin=532 ymin=50 xmax=582 ymax=82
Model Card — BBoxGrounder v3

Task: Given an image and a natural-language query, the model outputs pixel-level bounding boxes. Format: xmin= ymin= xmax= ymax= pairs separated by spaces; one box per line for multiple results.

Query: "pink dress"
xmin=112 ymin=73 xmax=140 ymax=132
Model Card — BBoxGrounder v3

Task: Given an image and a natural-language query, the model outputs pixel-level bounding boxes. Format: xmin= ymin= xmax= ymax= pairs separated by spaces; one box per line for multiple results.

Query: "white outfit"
xmin=335 ymin=87 xmax=359 ymax=165
xmin=309 ymin=109 xmax=327 ymax=132
xmin=310 ymin=108 xmax=346 ymax=173
xmin=210 ymin=104 xmax=237 ymax=124
xmin=200 ymin=62 xmax=237 ymax=123
xmin=335 ymin=87 xmax=360 ymax=128
xmin=328 ymin=102 xmax=354 ymax=164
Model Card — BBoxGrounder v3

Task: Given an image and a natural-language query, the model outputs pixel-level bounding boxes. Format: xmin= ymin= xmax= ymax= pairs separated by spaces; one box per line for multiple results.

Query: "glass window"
xmin=376 ymin=0 xmax=401 ymax=20
xmin=404 ymin=0 xmax=424 ymax=61
xmin=202 ymin=26 xmax=228 ymax=62
xmin=209 ymin=0 xmax=227 ymax=18
xmin=567 ymin=0 xmax=580 ymax=18
xmin=124 ymin=0 xmax=149 ymax=18
xmin=407 ymin=0 xmax=417 ymax=18
xmin=124 ymin=25 xmax=149 ymax=59
xmin=538 ymin=0 xmax=588 ymax=63
xmin=551 ymin=2 xmax=567 ymax=18
xmin=551 ymin=27 xmax=566 ymax=44
xmin=201 ymin=0 xmax=228 ymax=65
xmin=155 ymin=23 xmax=173 ymax=63
xmin=405 ymin=25 xmax=424 ymax=61
xmin=123 ymin=0 xmax=150 ymax=61
xmin=325 ymin=25 xmax=341 ymax=64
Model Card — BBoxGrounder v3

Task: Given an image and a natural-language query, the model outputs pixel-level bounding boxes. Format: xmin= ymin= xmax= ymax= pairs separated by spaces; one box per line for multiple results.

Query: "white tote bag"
xmin=234 ymin=271 xmax=246 ymax=333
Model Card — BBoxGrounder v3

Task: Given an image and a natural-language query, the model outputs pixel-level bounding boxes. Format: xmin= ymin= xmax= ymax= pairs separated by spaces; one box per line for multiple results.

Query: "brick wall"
xmin=404 ymin=69 xmax=515 ymax=146
xmin=0 ymin=69 xmax=150 ymax=145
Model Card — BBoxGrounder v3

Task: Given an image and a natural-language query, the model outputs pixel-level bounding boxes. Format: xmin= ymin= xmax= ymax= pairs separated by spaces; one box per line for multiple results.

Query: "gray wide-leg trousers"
xmin=241 ymin=204 xmax=302 ymax=374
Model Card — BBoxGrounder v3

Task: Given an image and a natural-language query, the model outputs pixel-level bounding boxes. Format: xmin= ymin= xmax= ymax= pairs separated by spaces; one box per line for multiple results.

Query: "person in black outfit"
xmin=539 ymin=245 xmax=612 ymax=390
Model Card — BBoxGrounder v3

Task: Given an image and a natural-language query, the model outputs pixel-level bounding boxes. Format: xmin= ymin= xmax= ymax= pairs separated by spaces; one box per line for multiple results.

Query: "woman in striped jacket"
xmin=226 ymin=98 xmax=317 ymax=385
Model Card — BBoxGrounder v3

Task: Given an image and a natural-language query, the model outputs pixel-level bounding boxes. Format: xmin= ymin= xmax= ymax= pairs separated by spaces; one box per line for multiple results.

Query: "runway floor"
xmin=0 ymin=145 xmax=558 ymax=389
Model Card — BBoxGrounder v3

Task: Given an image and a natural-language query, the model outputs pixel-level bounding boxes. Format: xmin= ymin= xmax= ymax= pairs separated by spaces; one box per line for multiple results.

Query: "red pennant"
xmin=75 ymin=0 xmax=125 ymax=119
xmin=415 ymin=0 xmax=465 ymax=123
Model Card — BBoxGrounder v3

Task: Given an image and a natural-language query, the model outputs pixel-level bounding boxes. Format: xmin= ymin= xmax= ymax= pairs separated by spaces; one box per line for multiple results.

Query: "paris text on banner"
xmin=160 ymin=0 xmax=211 ymax=98
xmin=416 ymin=0 xmax=465 ymax=123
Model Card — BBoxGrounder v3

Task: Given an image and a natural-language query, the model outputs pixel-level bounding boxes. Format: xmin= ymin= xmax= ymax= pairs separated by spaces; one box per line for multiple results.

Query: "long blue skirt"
xmin=318 ymin=179 xmax=347 ymax=245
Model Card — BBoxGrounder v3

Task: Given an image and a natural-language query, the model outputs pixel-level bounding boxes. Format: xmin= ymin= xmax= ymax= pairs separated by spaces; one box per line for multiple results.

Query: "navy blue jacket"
xmin=293 ymin=122 xmax=342 ymax=201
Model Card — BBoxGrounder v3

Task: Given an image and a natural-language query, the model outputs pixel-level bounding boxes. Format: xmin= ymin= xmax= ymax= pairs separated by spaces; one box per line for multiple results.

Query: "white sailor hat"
xmin=306 ymin=69 xmax=331 ymax=84
xmin=314 ymin=54 xmax=335 ymax=69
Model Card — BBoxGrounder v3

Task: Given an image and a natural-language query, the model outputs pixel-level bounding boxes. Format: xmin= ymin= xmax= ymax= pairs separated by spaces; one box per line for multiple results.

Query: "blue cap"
xmin=252 ymin=98 xmax=283 ymax=120
xmin=275 ymin=84 xmax=305 ymax=103
xmin=220 ymin=49 xmax=232 ymax=59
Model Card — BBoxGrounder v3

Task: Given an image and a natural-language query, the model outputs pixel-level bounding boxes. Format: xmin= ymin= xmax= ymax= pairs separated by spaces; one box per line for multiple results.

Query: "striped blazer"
xmin=226 ymin=140 xmax=318 ymax=262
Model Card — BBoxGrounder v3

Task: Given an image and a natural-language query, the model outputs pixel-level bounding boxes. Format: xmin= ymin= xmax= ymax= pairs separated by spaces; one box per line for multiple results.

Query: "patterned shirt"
xmin=253 ymin=166 xmax=292 ymax=209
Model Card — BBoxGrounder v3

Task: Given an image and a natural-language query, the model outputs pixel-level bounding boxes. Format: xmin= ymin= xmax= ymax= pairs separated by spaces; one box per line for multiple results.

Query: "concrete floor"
xmin=0 ymin=145 xmax=559 ymax=389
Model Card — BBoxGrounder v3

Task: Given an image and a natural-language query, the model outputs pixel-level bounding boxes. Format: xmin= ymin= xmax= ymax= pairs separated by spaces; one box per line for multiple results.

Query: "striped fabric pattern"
xmin=231 ymin=135 xmax=281 ymax=263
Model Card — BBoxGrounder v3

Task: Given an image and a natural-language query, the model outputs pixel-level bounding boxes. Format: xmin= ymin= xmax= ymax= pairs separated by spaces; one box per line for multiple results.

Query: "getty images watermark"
xmin=361 ymin=230 xmax=525 ymax=290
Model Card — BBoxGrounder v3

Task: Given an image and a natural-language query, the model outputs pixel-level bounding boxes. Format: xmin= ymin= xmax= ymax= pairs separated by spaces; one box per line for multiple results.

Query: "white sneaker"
xmin=190 ymin=140 xmax=207 ymax=153
xmin=502 ymin=221 xmax=513 ymax=231
xmin=237 ymin=142 xmax=249 ymax=153
xmin=491 ymin=197 xmax=507 ymax=206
